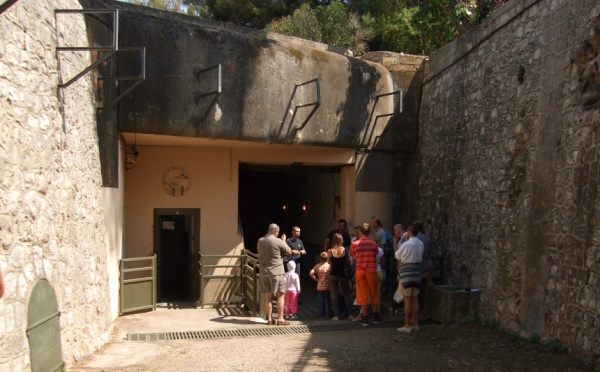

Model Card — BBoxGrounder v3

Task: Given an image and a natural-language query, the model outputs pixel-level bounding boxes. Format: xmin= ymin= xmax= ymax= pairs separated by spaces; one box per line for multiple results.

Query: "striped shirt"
xmin=351 ymin=237 xmax=378 ymax=273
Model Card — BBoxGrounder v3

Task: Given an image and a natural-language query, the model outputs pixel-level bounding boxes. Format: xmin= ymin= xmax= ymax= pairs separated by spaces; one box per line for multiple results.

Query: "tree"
xmin=267 ymin=4 xmax=323 ymax=42
xmin=201 ymin=0 xmax=315 ymax=28
xmin=124 ymin=0 xmax=509 ymax=55
xmin=449 ymin=0 xmax=510 ymax=35
xmin=366 ymin=0 xmax=456 ymax=55
xmin=266 ymin=2 xmax=371 ymax=55
xmin=123 ymin=0 xmax=185 ymax=13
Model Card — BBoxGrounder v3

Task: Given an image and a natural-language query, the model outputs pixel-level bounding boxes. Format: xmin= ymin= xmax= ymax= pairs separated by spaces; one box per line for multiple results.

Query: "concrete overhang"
xmin=82 ymin=0 xmax=398 ymax=150
xmin=121 ymin=132 xmax=357 ymax=167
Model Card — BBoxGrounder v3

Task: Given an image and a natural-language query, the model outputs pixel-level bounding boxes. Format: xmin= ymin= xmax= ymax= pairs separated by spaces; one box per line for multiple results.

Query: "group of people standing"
xmin=257 ymin=218 xmax=432 ymax=333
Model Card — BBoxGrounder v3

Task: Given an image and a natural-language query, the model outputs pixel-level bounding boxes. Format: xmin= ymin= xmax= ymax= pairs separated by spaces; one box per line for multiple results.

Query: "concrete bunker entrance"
xmin=239 ymin=163 xmax=345 ymax=273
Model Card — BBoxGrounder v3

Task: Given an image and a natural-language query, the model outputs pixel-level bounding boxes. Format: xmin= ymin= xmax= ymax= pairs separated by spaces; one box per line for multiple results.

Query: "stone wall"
xmin=419 ymin=0 xmax=600 ymax=361
xmin=0 ymin=0 xmax=112 ymax=369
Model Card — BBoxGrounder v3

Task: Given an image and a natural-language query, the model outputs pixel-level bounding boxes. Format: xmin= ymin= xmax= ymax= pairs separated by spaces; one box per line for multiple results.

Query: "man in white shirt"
xmin=395 ymin=223 xmax=424 ymax=333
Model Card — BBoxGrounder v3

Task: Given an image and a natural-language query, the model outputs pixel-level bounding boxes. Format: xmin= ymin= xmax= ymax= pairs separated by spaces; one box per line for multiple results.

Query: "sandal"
xmin=277 ymin=320 xmax=290 ymax=326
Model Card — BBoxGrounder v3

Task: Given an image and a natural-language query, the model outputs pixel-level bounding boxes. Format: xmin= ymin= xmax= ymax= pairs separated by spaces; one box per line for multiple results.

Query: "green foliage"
xmin=449 ymin=0 xmax=509 ymax=35
xmin=483 ymin=318 xmax=498 ymax=330
xmin=122 ymin=0 xmax=185 ymax=13
xmin=525 ymin=333 xmax=541 ymax=350
xmin=544 ymin=338 xmax=567 ymax=353
xmin=368 ymin=1 xmax=456 ymax=55
xmin=126 ymin=0 xmax=510 ymax=56
xmin=266 ymin=4 xmax=322 ymax=41
xmin=202 ymin=0 xmax=314 ymax=28
xmin=266 ymin=2 xmax=371 ymax=55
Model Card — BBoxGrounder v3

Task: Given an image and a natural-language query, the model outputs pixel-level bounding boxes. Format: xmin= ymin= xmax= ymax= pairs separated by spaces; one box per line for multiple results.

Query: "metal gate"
xmin=241 ymin=250 xmax=264 ymax=318
xmin=120 ymin=255 xmax=156 ymax=315
xmin=27 ymin=279 xmax=64 ymax=372
xmin=197 ymin=250 xmax=264 ymax=318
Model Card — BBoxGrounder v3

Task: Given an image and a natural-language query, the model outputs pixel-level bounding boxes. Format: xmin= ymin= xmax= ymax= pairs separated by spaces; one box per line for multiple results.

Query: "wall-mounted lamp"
xmin=282 ymin=204 xmax=287 ymax=210
xmin=125 ymin=144 xmax=139 ymax=170
xmin=302 ymin=203 xmax=307 ymax=211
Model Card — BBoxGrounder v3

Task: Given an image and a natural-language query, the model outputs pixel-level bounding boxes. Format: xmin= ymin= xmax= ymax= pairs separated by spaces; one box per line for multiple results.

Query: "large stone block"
xmin=425 ymin=285 xmax=482 ymax=324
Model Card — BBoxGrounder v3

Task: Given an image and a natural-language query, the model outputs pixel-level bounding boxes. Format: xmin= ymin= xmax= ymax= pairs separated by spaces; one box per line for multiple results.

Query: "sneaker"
xmin=397 ymin=326 xmax=412 ymax=333
xmin=359 ymin=317 xmax=370 ymax=327
xmin=372 ymin=315 xmax=384 ymax=325
xmin=291 ymin=315 xmax=299 ymax=320
xmin=411 ymin=326 xmax=420 ymax=332
xmin=331 ymin=316 xmax=340 ymax=321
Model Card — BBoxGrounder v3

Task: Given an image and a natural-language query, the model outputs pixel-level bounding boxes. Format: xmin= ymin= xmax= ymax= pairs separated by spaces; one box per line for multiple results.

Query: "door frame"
xmin=153 ymin=208 xmax=201 ymax=303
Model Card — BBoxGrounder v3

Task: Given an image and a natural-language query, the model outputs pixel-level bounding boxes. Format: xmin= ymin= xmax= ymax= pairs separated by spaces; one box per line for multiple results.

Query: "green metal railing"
xmin=199 ymin=250 xmax=264 ymax=317
xmin=242 ymin=250 xmax=264 ymax=317
xmin=120 ymin=255 xmax=156 ymax=315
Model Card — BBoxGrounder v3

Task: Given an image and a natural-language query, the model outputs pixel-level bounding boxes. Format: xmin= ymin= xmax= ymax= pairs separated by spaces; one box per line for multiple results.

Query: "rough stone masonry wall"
xmin=419 ymin=0 xmax=600 ymax=361
xmin=0 ymin=0 xmax=112 ymax=370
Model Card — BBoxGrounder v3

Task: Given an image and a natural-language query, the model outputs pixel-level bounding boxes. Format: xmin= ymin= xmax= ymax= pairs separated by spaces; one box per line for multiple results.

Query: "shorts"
xmin=400 ymin=285 xmax=420 ymax=296
xmin=354 ymin=269 xmax=379 ymax=306
xmin=259 ymin=274 xmax=286 ymax=294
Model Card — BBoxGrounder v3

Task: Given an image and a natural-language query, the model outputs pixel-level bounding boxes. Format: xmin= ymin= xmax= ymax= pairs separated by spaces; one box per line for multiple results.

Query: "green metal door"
xmin=26 ymin=279 xmax=64 ymax=372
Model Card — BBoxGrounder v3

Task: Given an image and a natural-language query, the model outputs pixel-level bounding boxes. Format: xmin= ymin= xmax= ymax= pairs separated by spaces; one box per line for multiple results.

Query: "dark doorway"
xmin=239 ymin=164 xmax=342 ymax=280
xmin=238 ymin=163 xmax=340 ymax=246
xmin=153 ymin=209 xmax=200 ymax=303
xmin=239 ymin=166 xmax=305 ymax=252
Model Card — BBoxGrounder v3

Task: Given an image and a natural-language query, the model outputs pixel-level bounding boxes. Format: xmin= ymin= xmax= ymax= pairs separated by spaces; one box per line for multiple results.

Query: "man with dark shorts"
xmin=257 ymin=223 xmax=299 ymax=326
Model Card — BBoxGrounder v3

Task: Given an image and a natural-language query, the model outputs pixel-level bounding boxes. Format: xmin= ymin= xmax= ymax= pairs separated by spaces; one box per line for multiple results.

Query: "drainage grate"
xmin=127 ymin=322 xmax=398 ymax=341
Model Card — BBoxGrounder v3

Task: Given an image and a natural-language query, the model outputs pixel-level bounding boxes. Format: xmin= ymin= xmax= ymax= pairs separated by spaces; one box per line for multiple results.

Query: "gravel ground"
xmin=72 ymin=319 xmax=593 ymax=371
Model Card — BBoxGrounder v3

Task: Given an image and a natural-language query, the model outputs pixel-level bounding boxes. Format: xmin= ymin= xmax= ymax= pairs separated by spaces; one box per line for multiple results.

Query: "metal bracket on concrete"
xmin=277 ymin=78 xmax=321 ymax=139
xmin=97 ymin=47 xmax=146 ymax=108
xmin=360 ymin=90 xmax=403 ymax=149
xmin=55 ymin=9 xmax=146 ymax=108
xmin=193 ymin=64 xmax=222 ymax=124
xmin=55 ymin=9 xmax=119 ymax=89
xmin=0 ymin=0 xmax=19 ymax=14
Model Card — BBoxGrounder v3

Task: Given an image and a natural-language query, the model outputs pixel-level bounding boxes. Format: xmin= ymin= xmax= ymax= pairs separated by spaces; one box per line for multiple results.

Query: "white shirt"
xmin=376 ymin=247 xmax=384 ymax=272
xmin=395 ymin=237 xmax=424 ymax=264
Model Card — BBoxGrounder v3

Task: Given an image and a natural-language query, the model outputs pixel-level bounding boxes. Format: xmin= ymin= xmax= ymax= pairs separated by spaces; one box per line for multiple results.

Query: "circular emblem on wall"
xmin=162 ymin=166 xmax=192 ymax=197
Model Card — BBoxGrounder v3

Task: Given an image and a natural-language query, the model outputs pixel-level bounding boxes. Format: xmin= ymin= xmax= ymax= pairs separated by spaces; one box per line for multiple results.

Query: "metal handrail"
xmin=55 ymin=9 xmax=119 ymax=89
xmin=360 ymin=90 xmax=403 ymax=149
xmin=97 ymin=46 xmax=146 ymax=108
xmin=198 ymin=251 xmax=263 ymax=316
xmin=193 ymin=64 xmax=222 ymax=124
xmin=199 ymin=253 xmax=244 ymax=308
xmin=277 ymin=78 xmax=321 ymax=138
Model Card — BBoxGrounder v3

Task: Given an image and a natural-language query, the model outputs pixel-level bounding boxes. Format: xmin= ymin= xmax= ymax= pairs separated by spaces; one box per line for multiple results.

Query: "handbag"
xmin=393 ymin=283 xmax=404 ymax=303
